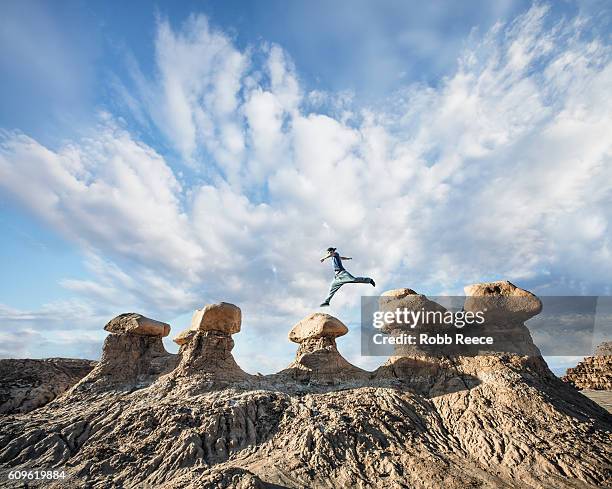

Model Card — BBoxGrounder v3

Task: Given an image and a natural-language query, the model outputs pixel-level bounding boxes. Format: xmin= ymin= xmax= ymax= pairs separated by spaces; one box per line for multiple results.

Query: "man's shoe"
xmin=319 ymin=302 xmax=330 ymax=307
xmin=370 ymin=278 xmax=376 ymax=287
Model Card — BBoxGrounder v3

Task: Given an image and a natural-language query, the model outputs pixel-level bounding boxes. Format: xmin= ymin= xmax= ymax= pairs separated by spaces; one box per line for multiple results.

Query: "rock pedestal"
xmin=375 ymin=282 xmax=547 ymax=394
xmin=279 ymin=313 xmax=368 ymax=384
xmin=171 ymin=302 xmax=249 ymax=382
xmin=75 ymin=313 xmax=177 ymax=391
xmin=562 ymin=341 xmax=612 ymax=390
xmin=463 ymin=280 xmax=541 ymax=356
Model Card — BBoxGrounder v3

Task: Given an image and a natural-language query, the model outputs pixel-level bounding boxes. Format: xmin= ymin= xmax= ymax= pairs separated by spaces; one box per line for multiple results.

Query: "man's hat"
xmin=326 ymin=247 xmax=336 ymax=252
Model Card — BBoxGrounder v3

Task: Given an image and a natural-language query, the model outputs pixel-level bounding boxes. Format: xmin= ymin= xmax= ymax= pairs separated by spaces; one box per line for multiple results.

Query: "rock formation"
xmin=0 ymin=358 xmax=96 ymax=414
xmin=0 ymin=287 xmax=611 ymax=489
xmin=74 ymin=313 xmax=177 ymax=392
xmin=596 ymin=341 xmax=612 ymax=356
xmin=562 ymin=341 xmax=612 ymax=390
xmin=277 ymin=312 xmax=369 ymax=384
xmin=463 ymin=280 xmax=542 ymax=356
xmin=169 ymin=302 xmax=250 ymax=384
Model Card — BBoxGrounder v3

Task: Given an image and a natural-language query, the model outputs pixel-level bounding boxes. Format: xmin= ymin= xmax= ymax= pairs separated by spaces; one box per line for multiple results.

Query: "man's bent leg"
xmin=321 ymin=277 xmax=345 ymax=305
xmin=342 ymin=271 xmax=371 ymax=284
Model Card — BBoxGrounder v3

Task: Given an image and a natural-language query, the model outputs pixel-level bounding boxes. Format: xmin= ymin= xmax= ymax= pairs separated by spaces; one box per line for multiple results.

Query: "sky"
xmin=0 ymin=0 xmax=611 ymax=375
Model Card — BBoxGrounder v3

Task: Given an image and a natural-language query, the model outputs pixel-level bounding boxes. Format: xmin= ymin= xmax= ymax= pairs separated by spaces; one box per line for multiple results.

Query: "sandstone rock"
xmin=378 ymin=288 xmax=448 ymax=334
xmin=562 ymin=342 xmax=612 ymax=390
xmin=288 ymin=313 xmax=348 ymax=343
xmin=173 ymin=328 xmax=197 ymax=346
xmin=0 ymin=351 xmax=609 ymax=489
xmin=164 ymin=303 xmax=249 ymax=385
xmin=191 ymin=302 xmax=241 ymax=334
xmin=381 ymin=287 xmax=418 ymax=298
xmin=74 ymin=334 xmax=178 ymax=392
xmin=74 ymin=315 xmax=177 ymax=392
xmin=0 ymin=358 xmax=96 ymax=414
xmin=280 ymin=313 xmax=367 ymax=384
xmin=104 ymin=313 xmax=170 ymax=337
xmin=464 ymin=280 xmax=542 ymax=322
xmin=595 ymin=341 xmax=612 ymax=356
xmin=1 ymin=297 xmax=611 ymax=489
xmin=169 ymin=330 xmax=250 ymax=383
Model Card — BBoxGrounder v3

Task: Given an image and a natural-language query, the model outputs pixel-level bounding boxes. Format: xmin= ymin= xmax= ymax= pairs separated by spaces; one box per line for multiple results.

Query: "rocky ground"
xmin=582 ymin=390 xmax=612 ymax=413
xmin=0 ymin=358 xmax=96 ymax=415
xmin=0 ymin=284 xmax=611 ymax=488
xmin=563 ymin=342 xmax=612 ymax=391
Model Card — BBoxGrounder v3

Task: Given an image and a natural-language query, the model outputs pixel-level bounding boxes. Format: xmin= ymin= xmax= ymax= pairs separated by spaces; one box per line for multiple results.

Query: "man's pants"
xmin=323 ymin=270 xmax=371 ymax=304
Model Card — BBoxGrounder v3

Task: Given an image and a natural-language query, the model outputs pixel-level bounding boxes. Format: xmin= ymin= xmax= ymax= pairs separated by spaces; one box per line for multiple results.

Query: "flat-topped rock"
xmin=288 ymin=313 xmax=348 ymax=343
xmin=104 ymin=313 xmax=170 ymax=337
xmin=191 ymin=302 xmax=241 ymax=334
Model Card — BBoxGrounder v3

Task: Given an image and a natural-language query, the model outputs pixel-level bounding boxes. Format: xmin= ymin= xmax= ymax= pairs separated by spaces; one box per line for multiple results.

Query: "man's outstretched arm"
xmin=320 ymin=254 xmax=331 ymax=263
xmin=340 ymin=256 xmax=352 ymax=260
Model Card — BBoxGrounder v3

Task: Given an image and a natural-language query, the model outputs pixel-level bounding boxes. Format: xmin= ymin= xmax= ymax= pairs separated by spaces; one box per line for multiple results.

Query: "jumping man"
xmin=319 ymin=247 xmax=375 ymax=306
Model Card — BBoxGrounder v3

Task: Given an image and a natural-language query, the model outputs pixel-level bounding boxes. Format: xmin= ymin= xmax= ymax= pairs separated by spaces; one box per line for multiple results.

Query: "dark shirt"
xmin=331 ymin=252 xmax=345 ymax=272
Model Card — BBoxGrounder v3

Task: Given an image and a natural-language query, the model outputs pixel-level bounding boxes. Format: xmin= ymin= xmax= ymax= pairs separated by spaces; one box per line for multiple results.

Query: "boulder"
xmin=464 ymin=280 xmax=542 ymax=323
xmin=104 ymin=313 xmax=170 ymax=337
xmin=288 ymin=313 xmax=348 ymax=343
xmin=191 ymin=302 xmax=241 ymax=334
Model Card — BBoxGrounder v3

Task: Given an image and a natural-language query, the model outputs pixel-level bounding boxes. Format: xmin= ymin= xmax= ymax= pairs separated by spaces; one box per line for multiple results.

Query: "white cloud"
xmin=0 ymin=5 xmax=611 ymax=372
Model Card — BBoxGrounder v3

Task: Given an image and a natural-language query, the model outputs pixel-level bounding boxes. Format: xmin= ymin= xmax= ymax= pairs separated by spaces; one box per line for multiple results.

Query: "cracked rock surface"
xmin=0 ymin=358 xmax=96 ymax=414
xmin=563 ymin=341 xmax=612 ymax=391
xmin=1 ymin=296 xmax=611 ymax=488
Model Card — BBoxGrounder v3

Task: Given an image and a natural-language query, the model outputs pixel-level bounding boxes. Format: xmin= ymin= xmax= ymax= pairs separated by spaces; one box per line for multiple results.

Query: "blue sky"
xmin=0 ymin=0 xmax=611 ymax=373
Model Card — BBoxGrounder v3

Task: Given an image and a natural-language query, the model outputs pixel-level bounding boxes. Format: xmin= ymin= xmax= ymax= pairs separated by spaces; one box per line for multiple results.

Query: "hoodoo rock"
xmin=288 ymin=312 xmax=348 ymax=342
xmin=375 ymin=283 xmax=543 ymax=392
xmin=0 ymin=358 xmax=96 ymax=414
xmin=104 ymin=313 xmax=170 ymax=337
xmin=168 ymin=302 xmax=250 ymax=384
xmin=280 ymin=313 xmax=368 ymax=383
xmin=74 ymin=313 xmax=177 ymax=392
xmin=191 ymin=302 xmax=241 ymax=334
xmin=562 ymin=341 xmax=612 ymax=390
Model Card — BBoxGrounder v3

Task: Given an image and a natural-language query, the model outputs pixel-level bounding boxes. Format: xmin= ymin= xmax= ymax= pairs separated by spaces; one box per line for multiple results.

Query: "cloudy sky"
xmin=0 ymin=0 xmax=610 ymax=374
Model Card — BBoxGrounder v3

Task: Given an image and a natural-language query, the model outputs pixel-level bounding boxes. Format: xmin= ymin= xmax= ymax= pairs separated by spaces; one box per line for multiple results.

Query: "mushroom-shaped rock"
xmin=168 ymin=303 xmax=250 ymax=384
xmin=279 ymin=313 xmax=367 ymax=384
xmin=191 ymin=302 xmax=241 ymax=334
xmin=288 ymin=313 xmax=348 ymax=343
xmin=74 ymin=314 xmax=177 ymax=392
xmin=464 ymin=280 xmax=542 ymax=323
xmin=461 ymin=281 xmax=542 ymax=356
xmin=104 ymin=313 xmax=170 ymax=337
